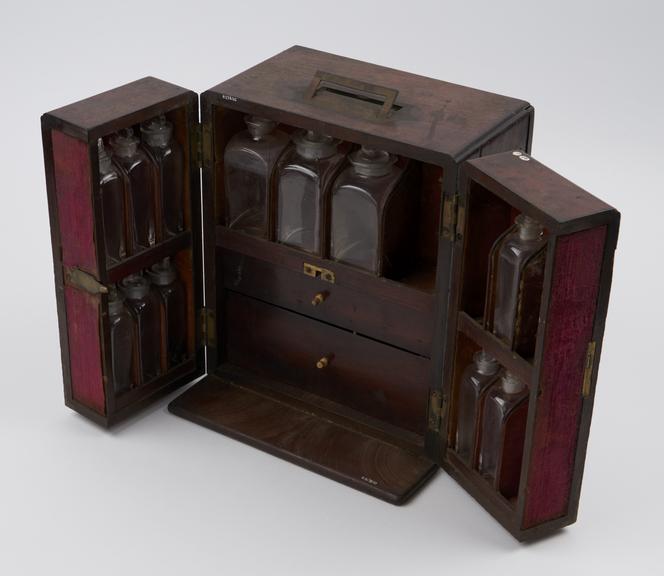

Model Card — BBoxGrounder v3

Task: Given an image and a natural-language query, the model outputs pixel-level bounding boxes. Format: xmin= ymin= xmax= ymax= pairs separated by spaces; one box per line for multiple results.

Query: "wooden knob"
xmin=311 ymin=291 xmax=328 ymax=306
xmin=316 ymin=355 xmax=331 ymax=369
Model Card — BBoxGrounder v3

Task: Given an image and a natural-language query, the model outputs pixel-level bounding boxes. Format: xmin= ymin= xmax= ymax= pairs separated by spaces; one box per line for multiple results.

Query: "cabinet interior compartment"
xmin=210 ymin=105 xmax=442 ymax=290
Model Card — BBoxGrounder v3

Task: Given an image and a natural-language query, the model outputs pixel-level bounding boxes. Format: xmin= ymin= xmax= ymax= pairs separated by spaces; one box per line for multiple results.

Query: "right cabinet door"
xmin=443 ymin=150 xmax=619 ymax=541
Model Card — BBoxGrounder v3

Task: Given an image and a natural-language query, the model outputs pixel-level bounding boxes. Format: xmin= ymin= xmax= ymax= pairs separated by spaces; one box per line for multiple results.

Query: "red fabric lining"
xmin=52 ymin=130 xmax=105 ymax=414
xmin=522 ymin=226 xmax=606 ymax=528
xmin=64 ymin=286 xmax=105 ymax=414
xmin=52 ymin=131 xmax=97 ymax=274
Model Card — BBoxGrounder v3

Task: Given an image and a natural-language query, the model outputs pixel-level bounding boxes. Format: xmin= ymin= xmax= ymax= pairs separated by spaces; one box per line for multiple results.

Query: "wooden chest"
xmin=41 ymin=46 xmax=619 ymax=541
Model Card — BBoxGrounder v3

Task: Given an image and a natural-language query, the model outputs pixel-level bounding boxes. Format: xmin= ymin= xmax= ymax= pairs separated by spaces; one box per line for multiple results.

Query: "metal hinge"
xmin=64 ymin=267 xmax=108 ymax=295
xmin=427 ymin=390 xmax=444 ymax=432
xmin=582 ymin=341 xmax=597 ymax=398
xmin=442 ymin=193 xmax=460 ymax=241
xmin=193 ymin=122 xmax=212 ymax=168
xmin=200 ymin=307 xmax=216 ymax=348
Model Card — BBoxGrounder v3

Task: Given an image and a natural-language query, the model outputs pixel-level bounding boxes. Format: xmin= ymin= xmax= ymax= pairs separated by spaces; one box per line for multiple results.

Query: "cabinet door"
xmin=439 ymin=150 xmax=619 ymax=540
xmin=42 ymin=77 xmax=206 ymax=426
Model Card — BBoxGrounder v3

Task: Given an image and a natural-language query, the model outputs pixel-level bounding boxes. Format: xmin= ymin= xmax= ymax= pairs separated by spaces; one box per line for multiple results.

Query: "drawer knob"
xmin=316 ymin=355 xmax=332 ymax=369
xmin=311 ymin=291 xmax=328 ymax=306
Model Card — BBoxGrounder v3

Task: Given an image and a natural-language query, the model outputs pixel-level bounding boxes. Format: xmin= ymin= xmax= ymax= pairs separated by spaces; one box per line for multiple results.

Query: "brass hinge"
xmin=64 ymin=267 xmax=108 ymax=295
xmin=200 ymin=307 xmax=216 ymax=348
xmin=582 ymin=341 xmax=597 ymax=398
xmin=442 ymin=193 xmax=459 ymax=241
xmin=427 ymin=390 xmax=444 ymax=432
xmin=193 ymin=122 xmax=212 ymax=168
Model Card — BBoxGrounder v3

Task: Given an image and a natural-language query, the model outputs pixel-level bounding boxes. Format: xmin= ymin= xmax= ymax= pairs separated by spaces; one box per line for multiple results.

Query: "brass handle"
xmin=311 ymin=291 xmax=328 ymax=306
xmin=316 ymin=355 xmax=332 ymax=369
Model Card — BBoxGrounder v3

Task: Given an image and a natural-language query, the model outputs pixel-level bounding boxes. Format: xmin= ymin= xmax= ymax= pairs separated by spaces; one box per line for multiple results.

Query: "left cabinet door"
xmin=42 ymin=77 xmax=205 ymax=426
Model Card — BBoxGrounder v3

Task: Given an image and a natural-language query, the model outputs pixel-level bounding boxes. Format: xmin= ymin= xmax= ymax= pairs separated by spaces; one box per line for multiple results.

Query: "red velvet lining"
xmin=52 ymin=130 xmax=97 ymax=275
xmin=64 ymin=286 xmax=105 ymax=414
xmin=522 ymin=226 xmax=606 ymax=529
xmin=52 ymin=130 xmax=105 ymax=414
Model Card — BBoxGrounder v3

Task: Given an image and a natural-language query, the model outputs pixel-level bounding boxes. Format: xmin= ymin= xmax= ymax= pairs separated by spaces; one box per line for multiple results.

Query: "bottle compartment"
xmin=212 ymin=107 xmax=442 ymax=291
xmin=107 ymin=247 xmax=196 ymax=411
xmin=98 ymin=105 xmax=194 ymax=273
xmin=444 ymin=178 xmax=552 ymax=508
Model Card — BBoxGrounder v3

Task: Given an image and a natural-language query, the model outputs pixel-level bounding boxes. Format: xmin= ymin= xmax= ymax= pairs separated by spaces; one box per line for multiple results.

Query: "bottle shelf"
xmin=456 ymin=311 xmax=534 ymax=385
xmin=114 ymin=356 xmax=196 ymax=411
xmin=106 ymin=231 xmax=192 ymax=283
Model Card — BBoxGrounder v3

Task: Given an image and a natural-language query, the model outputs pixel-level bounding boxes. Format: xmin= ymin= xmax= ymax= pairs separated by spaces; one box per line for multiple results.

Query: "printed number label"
xmin=361 ymin=476 xmax=378 ymax=486
xmin=222 ymin=94 xmax=238 ymax=102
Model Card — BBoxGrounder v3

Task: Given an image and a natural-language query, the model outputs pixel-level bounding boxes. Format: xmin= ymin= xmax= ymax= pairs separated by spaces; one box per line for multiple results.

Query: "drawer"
xmin=224 ymin=291 xmax=431 ymax=435
xmin=220 ymin=249 xmax=434 ymax=356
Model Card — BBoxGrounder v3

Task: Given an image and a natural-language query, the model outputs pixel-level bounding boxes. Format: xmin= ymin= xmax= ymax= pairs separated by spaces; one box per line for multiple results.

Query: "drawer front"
xmin=220 ymin=249 xmax=434 ymax=356
xmin=224 ymin=291 xmax=431 ymax=435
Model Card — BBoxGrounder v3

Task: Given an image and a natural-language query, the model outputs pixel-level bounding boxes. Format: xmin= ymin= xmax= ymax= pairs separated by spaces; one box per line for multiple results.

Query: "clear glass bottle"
xmin=224 ymin=116 xmax=289 ymax=237
xmin=275 ymin=130 xmax=346 ymax=254
xmin=455 ymin=350 xmax=500 ymax=466
xmin=110 ymin=128 xmax=157 ymax=252
xmin=330 ymin=147 xmax=413 ymax=276
xmin=147 ymin=257 xmax=187 ymax=369
xmin=141 ymin=115 xmax=185 ymax=238
xmin=108 ymin=286 xmax=136 ymax=395
xmin=98 ymin=138 xmax=126 ymax=263
xmin=120 ymin=273 xmax=162 ymax=385
xmin=478 ymin=371 xmax=529 ymax=499
xmin=491 ymin=214 xmax=547 ymax=356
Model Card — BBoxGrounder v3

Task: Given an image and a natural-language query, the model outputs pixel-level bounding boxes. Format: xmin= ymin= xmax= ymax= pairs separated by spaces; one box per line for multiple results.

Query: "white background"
xmin=0 ymin=1 xmax=661 ymax=574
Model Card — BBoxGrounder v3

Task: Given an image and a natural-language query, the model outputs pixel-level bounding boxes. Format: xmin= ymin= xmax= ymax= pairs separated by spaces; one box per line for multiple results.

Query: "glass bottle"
xmin=120 ymin=273 xmax=162 ymax=385
xmin=455 ymin=350 xmax=500 ymax=466
xmin=491 ymin=214 xmax=547 ymax=356
xmin=98 ymin=138 xmax=126 ymax=263
xmin=141 ymin=115 xmax=185 ymax=238
xmin=275 ymin=130 xmax=346 ymax=254
xmin=147 ymin=257 xmax=187 ymax=369
xmin=330 ymin=147 xmax=413 ymax=276
xmin=110 ymin=128 xmax=157 ymax=252
xmin=478 ymin=371 xmax=529 ymax=499
xmin=223 ymin=116 xmax=289 ymax=237
xmin=108 ymin=286 xmax=136 ymax=395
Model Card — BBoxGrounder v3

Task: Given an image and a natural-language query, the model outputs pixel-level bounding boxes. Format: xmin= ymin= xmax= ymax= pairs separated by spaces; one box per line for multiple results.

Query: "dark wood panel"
xmin=224 ymin=291 xmax=431 ymax=435
xmin=216 ymin=226 xmax=435 ymax=309
xmin=43 ymin=77 xmax=193 ymax=138
xmin=169 ymin=374 xmax=437 ymax=504
xmin=220 ymin=249 xmax=434 ymax=356
xmin=206 ymin=46 xmax=530 ymax=163
xmin=464 ymin=152 xmax=616 ymax=229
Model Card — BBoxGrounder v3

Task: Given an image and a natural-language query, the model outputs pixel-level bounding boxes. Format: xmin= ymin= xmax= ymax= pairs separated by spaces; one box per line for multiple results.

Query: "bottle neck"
xmin=501 ymin=372 xmax=526 ymax=395
xmin=516 ymin=214 xmax=544 ymax=241
xmin=474 ymin=350 xmax=499 ymax=376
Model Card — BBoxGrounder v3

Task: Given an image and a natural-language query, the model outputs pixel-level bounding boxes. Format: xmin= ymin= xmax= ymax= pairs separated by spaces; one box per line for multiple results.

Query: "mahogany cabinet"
xmin=41 ymin=46 xmax=619 ymax=541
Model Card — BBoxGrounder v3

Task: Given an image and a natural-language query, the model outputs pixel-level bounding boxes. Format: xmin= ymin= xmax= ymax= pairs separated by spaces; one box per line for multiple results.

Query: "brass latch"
xmin=200 ymin=307 xmax=216 ymax=348
xmin=303 ymin=263 xmax=335 ymax=283
xmin=64 ymin=267 xmax=108 ymax=295
xmin=427 ymin=390 xmax=444 ymax=432
xmin=582 ymin=341 xmax=596 ymax=398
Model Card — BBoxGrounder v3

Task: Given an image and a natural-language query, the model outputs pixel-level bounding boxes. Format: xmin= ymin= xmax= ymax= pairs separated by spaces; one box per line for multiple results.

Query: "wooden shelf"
xmin=106 ymin=231 xmax=192 ymax=283
xmin=457 ymin=312 xmax=534 ymax=384
xmin=216 ymin=225 xmax=435 ymax=309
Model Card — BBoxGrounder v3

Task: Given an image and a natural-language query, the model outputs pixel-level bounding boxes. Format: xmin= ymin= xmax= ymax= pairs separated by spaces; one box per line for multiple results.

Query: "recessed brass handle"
xmin=311 ymin=291 xmax=328 ymax=306
xmin=316 ymin=355 xmax=332 ymax=369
